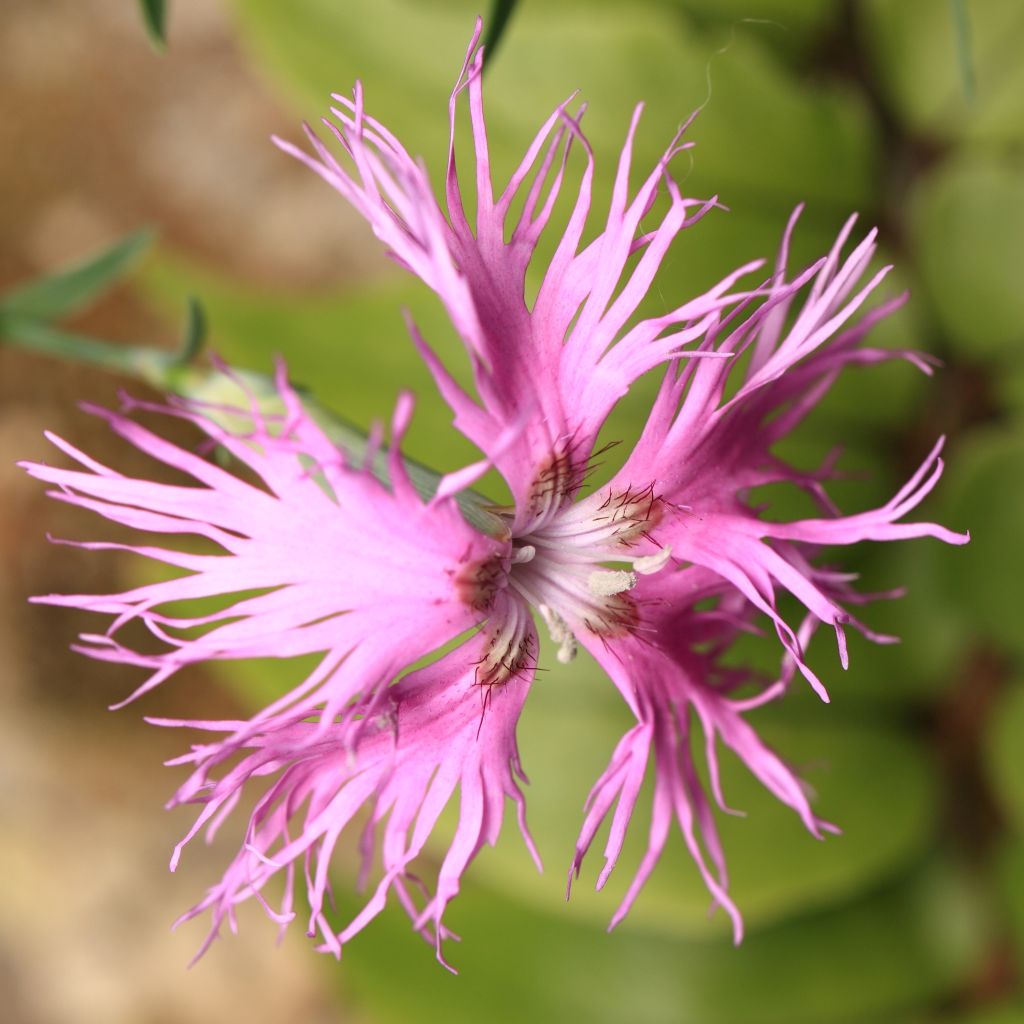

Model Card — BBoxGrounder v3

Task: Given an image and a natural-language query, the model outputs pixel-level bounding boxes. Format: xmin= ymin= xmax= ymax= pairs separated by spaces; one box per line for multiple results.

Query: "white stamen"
xmin=502 ymin=482 xmax=670 ymax=659
xmin=556 ymin=633 xmax=577 ymax=664
xmin=587 ymin=569 xmax=637 ymax=597
xmin=537 ymin=603 xmax=568 ymax=642
xmin=512 ymin=544 xmax=536 ymax=564
xmin=633 ymin=546 xmax=673 ymax=575
xmin=537 ymin=603 xmax=578 ymax=663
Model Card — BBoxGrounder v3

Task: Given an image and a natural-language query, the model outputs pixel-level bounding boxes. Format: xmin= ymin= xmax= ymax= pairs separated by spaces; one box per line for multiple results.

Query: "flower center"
xmin=455 ymin=481 xmax=671 ymax=682
xmin=508 ymin=483 xmax=671 ymax=662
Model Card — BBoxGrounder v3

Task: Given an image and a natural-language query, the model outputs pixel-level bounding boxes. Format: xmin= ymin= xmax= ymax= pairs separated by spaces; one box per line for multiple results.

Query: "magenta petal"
xmin=607 ymin=213 xmax=967 ymax=685
xmin=572 ymin=624 xmax=833 ymax=939
xmin=21 ymin=373 xmax=506 ymax=720
xmin=167 ymin=628 xmax=538 ymax=971
xmin=279 ymin=27 xmax=754 ymax=531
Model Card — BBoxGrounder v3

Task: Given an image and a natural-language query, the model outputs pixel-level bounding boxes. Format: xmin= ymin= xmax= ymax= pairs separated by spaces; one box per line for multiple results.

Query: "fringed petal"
xmin=571 ymin=623 xmax=834 ymax=940
xmin=164 ymin=622 xmax=538 ymax=972
xmin=279 ymin=20 xmax=751 ymax=533
xmin=21 ymin=369 xmax=507 ymax=721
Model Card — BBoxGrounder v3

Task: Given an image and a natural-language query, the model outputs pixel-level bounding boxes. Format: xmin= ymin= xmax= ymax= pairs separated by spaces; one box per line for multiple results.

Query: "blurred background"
xmin=1 ymin=1 xmax=1023 ymax=1022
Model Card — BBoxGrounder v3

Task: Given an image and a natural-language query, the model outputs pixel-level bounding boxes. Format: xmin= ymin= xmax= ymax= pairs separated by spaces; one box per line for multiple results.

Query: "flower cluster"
xmin=24 ymin=21 xmax=965 ymax=970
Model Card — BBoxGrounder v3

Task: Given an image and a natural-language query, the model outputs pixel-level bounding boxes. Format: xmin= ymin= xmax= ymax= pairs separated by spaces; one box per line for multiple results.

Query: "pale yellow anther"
xmin=632 ymin=546 xmax=672 ymax=575
xmin=538 ymin=603 xmax=579 ymax=663
xmin=587 ymin=569 xmax=637 ymax=598
xmin=511 ymin=544 xmax=536 ymax=564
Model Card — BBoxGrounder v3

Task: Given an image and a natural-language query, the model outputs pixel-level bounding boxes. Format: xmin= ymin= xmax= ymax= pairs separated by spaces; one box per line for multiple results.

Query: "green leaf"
xmin=138 ymin=0 xmax=168 ymax=51
xmin=910 ymin=157 xmax=1024 ymax=361
xmin=995 ymin=837 xmax=1024 ymax=979
xmin=985 ymin=683 xmax=1024 ymax=832
xmin=139 ymin=251 xmax=485 ymax=480
xmin=948 ymin=0 xmax=977 ymax=104
xmin=231 ymin=0 xmax=878 ymax=231
xmin=937 ymin=428 xmax=1024 ymax=659
xmin=0 ymin=316 xmax=167 ymax=379
xmin=324 ymin=856 xmax=983 ymax=1024
xmin=995 ymin=840 xmax=1024 ymax=1006
xmin=177 ymin=296 xmax=207 ymax=364
xmin=481 ymin=0 xmax=519 ymax=67
xmin=947 ymin=1008 xmax=1024 ymax=1024
xmin=809 ymin=540 xmax=970 ymax=707
xmin=468 ymin=647 xmax=938 ymax=939
xmin=860 ymin=0 xmax=1024 ymax=146
xmin=0 ymin=229 xmax=153 ymax=322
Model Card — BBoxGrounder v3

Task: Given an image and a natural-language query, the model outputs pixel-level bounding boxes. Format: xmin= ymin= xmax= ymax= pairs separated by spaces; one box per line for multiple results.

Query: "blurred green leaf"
xmin=985 ymin=683 xmax=1024 ymax=831
xmin=326 ymin=856 xmax=983 ymax=1024
xmin=812 ymin=540 xmax=970 ymax=707
xmin=482 ymin=0 xmax=518 ymax=67
xmin=178 ymin=296 xmax=207 ymax=364
xmin=861 ymin=0 xmax=1024 ymax=145
xmin=996 ymin=359 xmax=1024 ymax=423
xmin=138 ymin=0 xmax=168 ymax=51
xmin=911 ymin=157 xmax=1024 ymax=360
xmin=948 ymin=0 xmax=977 ymax=103
xmin=467 ymin=647 xmax=937 ymax=939
xmin=995 ymin=837 xmax=1024 ymax=979
xmin=937 ymin=428 xmax=1024 ymax=658
xmin=0 ymin=316 xmax=154 ymax=375
xmin=948 ymin=1007 xmax=1024 ymax=1024
xmin=0 ymin=229 xmax=153 ymax=322
xmin=139 ymin=252 xmax=487 ymax=479
xmin=232 ymin=0 xmax=878 ymax=266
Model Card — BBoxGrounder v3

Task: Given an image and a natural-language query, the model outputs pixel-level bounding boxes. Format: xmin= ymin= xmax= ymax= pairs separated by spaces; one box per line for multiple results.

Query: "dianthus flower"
xmin=24 ymin=21 xmax=965 ymax=970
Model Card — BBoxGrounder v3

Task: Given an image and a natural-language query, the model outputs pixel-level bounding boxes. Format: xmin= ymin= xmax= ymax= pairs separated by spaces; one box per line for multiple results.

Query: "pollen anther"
xmin=587 ymin=569 xmax=637 ymax=597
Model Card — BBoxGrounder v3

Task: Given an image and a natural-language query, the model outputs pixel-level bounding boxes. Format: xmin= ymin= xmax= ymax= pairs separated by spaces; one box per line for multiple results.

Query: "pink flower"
xmin=24 ymin=21 xmax=966 ymax=970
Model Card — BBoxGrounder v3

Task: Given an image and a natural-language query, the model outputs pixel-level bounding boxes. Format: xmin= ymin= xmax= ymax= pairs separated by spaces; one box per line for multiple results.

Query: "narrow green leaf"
xmin=173 ymin=296 xmax=207 ymax=366
xmin=0 ymin=315 xmax=164 ymax=378
xmin=0 ymin=307 xmax=500 ymax=536
xmin=138 ymin=0 xmax=168 ymax=51
xmin=948 ymin=0 xmax=976 ymax=104
xmin=1 ymin=229 xmax=153 ymax=322
xmin=482 ymin=0 xmax=519 ymax=69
